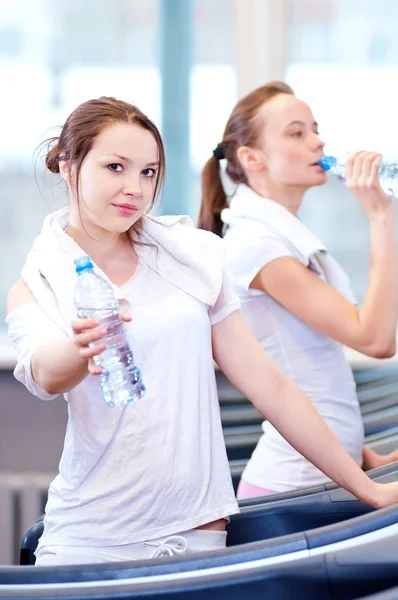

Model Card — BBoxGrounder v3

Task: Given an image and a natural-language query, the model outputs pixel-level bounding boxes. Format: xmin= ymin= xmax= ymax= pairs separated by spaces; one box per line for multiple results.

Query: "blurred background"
xmin=2 ymin=0 xmax=398 ymax=564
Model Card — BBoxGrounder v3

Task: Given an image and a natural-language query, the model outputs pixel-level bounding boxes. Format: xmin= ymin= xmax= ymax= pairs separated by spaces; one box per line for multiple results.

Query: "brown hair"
xmin=44 ymin=96 xmax=165 ymax=215
xmin=198 ymin=81 xmax=294 ymax=236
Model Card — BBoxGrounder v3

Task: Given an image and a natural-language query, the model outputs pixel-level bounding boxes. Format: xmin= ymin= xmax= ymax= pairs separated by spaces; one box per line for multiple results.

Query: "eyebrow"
xmin=106 ymin=154 xmax=159 ymax=166
xmin=286 ymin=120 xmax=318 ymax=128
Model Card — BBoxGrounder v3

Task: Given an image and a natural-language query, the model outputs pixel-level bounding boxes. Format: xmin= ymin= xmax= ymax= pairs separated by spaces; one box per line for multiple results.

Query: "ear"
xmin=237 ymin=146 xmax=266 ymax=173
xmin=59 ymin=160 xmax=72 ymax=183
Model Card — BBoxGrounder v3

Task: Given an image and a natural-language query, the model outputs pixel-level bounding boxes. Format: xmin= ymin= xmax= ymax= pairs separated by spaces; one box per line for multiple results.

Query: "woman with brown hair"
xmin=7 ymin=95 xmax=398 ymax=566
xmin=199 ymin=82 xmax=398 ymax=499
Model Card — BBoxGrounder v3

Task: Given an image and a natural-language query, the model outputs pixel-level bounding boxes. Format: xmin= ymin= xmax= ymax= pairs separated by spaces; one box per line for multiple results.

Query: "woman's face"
xmin=65 ymin=122 xmax=159 ymax=235
xmin=254 ymin=93 xmax=327 ymax=189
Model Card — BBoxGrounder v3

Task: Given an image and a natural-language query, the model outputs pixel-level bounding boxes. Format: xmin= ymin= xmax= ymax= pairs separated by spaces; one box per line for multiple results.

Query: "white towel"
xmin=221 ymin=184 xmax=357 ymax=304
xmin=20 ymin=207 xmax=226 ymax=332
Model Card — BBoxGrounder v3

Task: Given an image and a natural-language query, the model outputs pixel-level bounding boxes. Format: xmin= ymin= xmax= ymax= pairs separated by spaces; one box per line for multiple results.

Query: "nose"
xmin=124 ymin=174 xmax=143 ymax=198
xmin=309 ymin=131 xmax=325 ymax=152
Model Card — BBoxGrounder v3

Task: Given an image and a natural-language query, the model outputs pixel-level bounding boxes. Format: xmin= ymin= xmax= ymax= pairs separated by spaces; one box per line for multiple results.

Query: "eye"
xmin=142 ymin=168 xmax=157 ymax=178
xmin=291 ymin=131 xmax=303 ymax=138
xmin=107 ymin=163 xmax=123 ymax=172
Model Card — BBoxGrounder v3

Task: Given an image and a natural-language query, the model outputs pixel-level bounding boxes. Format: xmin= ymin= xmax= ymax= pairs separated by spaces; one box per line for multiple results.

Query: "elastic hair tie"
xmin=212 ymin=144 xmax=225 ymax=161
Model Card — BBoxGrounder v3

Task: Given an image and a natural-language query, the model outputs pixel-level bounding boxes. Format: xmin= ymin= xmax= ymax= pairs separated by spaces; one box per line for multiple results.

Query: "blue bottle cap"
xmin=74 ymin=255 xmax=94 ymax=274
xmin=318 ymin=155 xmax=336 ymax=171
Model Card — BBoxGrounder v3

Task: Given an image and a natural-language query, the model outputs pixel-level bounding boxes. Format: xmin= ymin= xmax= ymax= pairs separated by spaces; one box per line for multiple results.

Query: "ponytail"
xmin=198 ymin=155 xmax=228 ymax=237
xmin=198 ymin=81 xmax=295 ymax=238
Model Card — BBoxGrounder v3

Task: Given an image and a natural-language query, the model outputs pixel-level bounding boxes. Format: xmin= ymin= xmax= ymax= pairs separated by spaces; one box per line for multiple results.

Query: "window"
xmin=286 ymin=0 xmax=398 ymax=300
xmin=0 ymin=0 xmax=237 ymax=342
xmin=1 ymin=0 xmax=160 ymax=335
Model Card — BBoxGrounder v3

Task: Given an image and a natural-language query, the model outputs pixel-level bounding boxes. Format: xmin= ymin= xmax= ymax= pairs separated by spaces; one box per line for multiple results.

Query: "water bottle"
xmin=319 ymin=154 xmax=398 ymax=198
xmin=73 ymin=255 xmax=145 ymax=407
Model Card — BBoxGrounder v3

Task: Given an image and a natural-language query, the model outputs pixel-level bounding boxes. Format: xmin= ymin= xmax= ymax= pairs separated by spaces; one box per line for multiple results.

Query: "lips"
xmin=112 ymin=203 xmax=138 ymax=217
xmin=310 ymin=155 xmax=325 ymax=165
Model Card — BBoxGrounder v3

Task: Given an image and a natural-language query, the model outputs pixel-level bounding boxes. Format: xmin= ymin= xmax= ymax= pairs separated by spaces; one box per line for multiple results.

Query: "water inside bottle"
xmin=78 ymin=308 xmax=145 ymax=407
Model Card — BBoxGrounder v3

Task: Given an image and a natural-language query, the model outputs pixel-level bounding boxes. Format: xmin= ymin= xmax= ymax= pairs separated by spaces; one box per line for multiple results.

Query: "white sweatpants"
xmin=35 ymin=528 xmax=227 ymax=566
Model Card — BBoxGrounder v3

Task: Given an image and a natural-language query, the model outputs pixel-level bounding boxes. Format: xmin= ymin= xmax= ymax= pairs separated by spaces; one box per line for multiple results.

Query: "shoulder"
xmin=139 ymin=214 xmax=225 ymax=306
xmin=224 ymin=223 xmax=297 ymax=263
xmin=224 ymin=220 xmax=286 ymax=245
xmin=142 ymin=213 xmax=225 ymax=250
xmin=223 ymin=224 xmax=306 ymax=293
xmin=7 ymin=279 xmax=37 ymax=315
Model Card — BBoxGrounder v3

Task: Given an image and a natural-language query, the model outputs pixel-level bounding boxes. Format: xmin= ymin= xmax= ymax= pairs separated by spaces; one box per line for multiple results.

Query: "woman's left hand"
xmin=362 ymin=445 xmax=398 ymax=470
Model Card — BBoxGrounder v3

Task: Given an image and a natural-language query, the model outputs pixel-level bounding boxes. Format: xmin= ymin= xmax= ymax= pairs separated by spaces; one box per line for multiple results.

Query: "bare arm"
xmin=7 ymin=279 xmax=130 ymax=395
xmin=212 ymin=311 xmax=398 ymax=508
xmin=32 ymin=340 xmax=93 ymax=394
xmin=251 ymin=152 xmax=398 ymax=358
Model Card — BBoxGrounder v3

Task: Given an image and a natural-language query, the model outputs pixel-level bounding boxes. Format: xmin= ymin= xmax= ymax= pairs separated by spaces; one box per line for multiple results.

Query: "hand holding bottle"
xmin=319 ymin=151 xmax=398 ymax=208
xmin=72 ymin=311 xmax=132 ymax=376
xmin=73 ymin=256 xmax=145 ymax=407
xmin=345 ymin=151 xmax=393 ymax=217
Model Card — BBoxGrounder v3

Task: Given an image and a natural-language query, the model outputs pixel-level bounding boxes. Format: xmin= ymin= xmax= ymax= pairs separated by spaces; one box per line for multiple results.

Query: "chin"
xmin=96 ymin=217 xmax=140 ymax=235
xmin=310 ymin=178 xmax=327 ymax=188
xmin=115 ymin=221 xmax=141 ymax=234
xmin=306 ymin=173 xmax=327 ymax=188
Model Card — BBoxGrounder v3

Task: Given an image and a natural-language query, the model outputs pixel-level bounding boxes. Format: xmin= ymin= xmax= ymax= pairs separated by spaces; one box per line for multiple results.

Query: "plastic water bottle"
xmin=319 ymin=154 xmax=398 ymax=198
xmin=73 ymin=255 xmax=145 ymax=407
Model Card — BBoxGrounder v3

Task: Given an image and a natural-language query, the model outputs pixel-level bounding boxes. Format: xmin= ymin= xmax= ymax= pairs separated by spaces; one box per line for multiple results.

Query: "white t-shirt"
xmin=7 ymin=253 xmax=240 ymax=548
xmin=223 ymin=208 xmax=364 ymax=492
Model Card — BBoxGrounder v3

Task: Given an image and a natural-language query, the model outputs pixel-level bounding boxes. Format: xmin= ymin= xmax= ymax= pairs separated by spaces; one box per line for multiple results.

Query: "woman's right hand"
xmin=71 ymin=318 xmax=107 ymax=375
xmin=72 ymin=311 xmax=132 ymax=375
xmin=372 ymin=481 xmax=398 ymax=509
xmin=345 ymin=151 xmax=393 ymax=217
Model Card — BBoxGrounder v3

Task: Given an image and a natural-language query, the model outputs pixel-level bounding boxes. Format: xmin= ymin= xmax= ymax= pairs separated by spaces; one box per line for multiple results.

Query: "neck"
xmin=247 ymin=175 xmax=307 ymax=216
xmin=66 ymin=209 xmax=134 ymax=266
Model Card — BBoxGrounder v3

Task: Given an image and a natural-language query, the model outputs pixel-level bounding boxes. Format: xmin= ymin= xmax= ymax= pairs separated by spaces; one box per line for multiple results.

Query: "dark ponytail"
xmin=198 ymin=81 xmax=294 ymax=237
xmin=198 ymin=155 xmax=227 ymax=237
